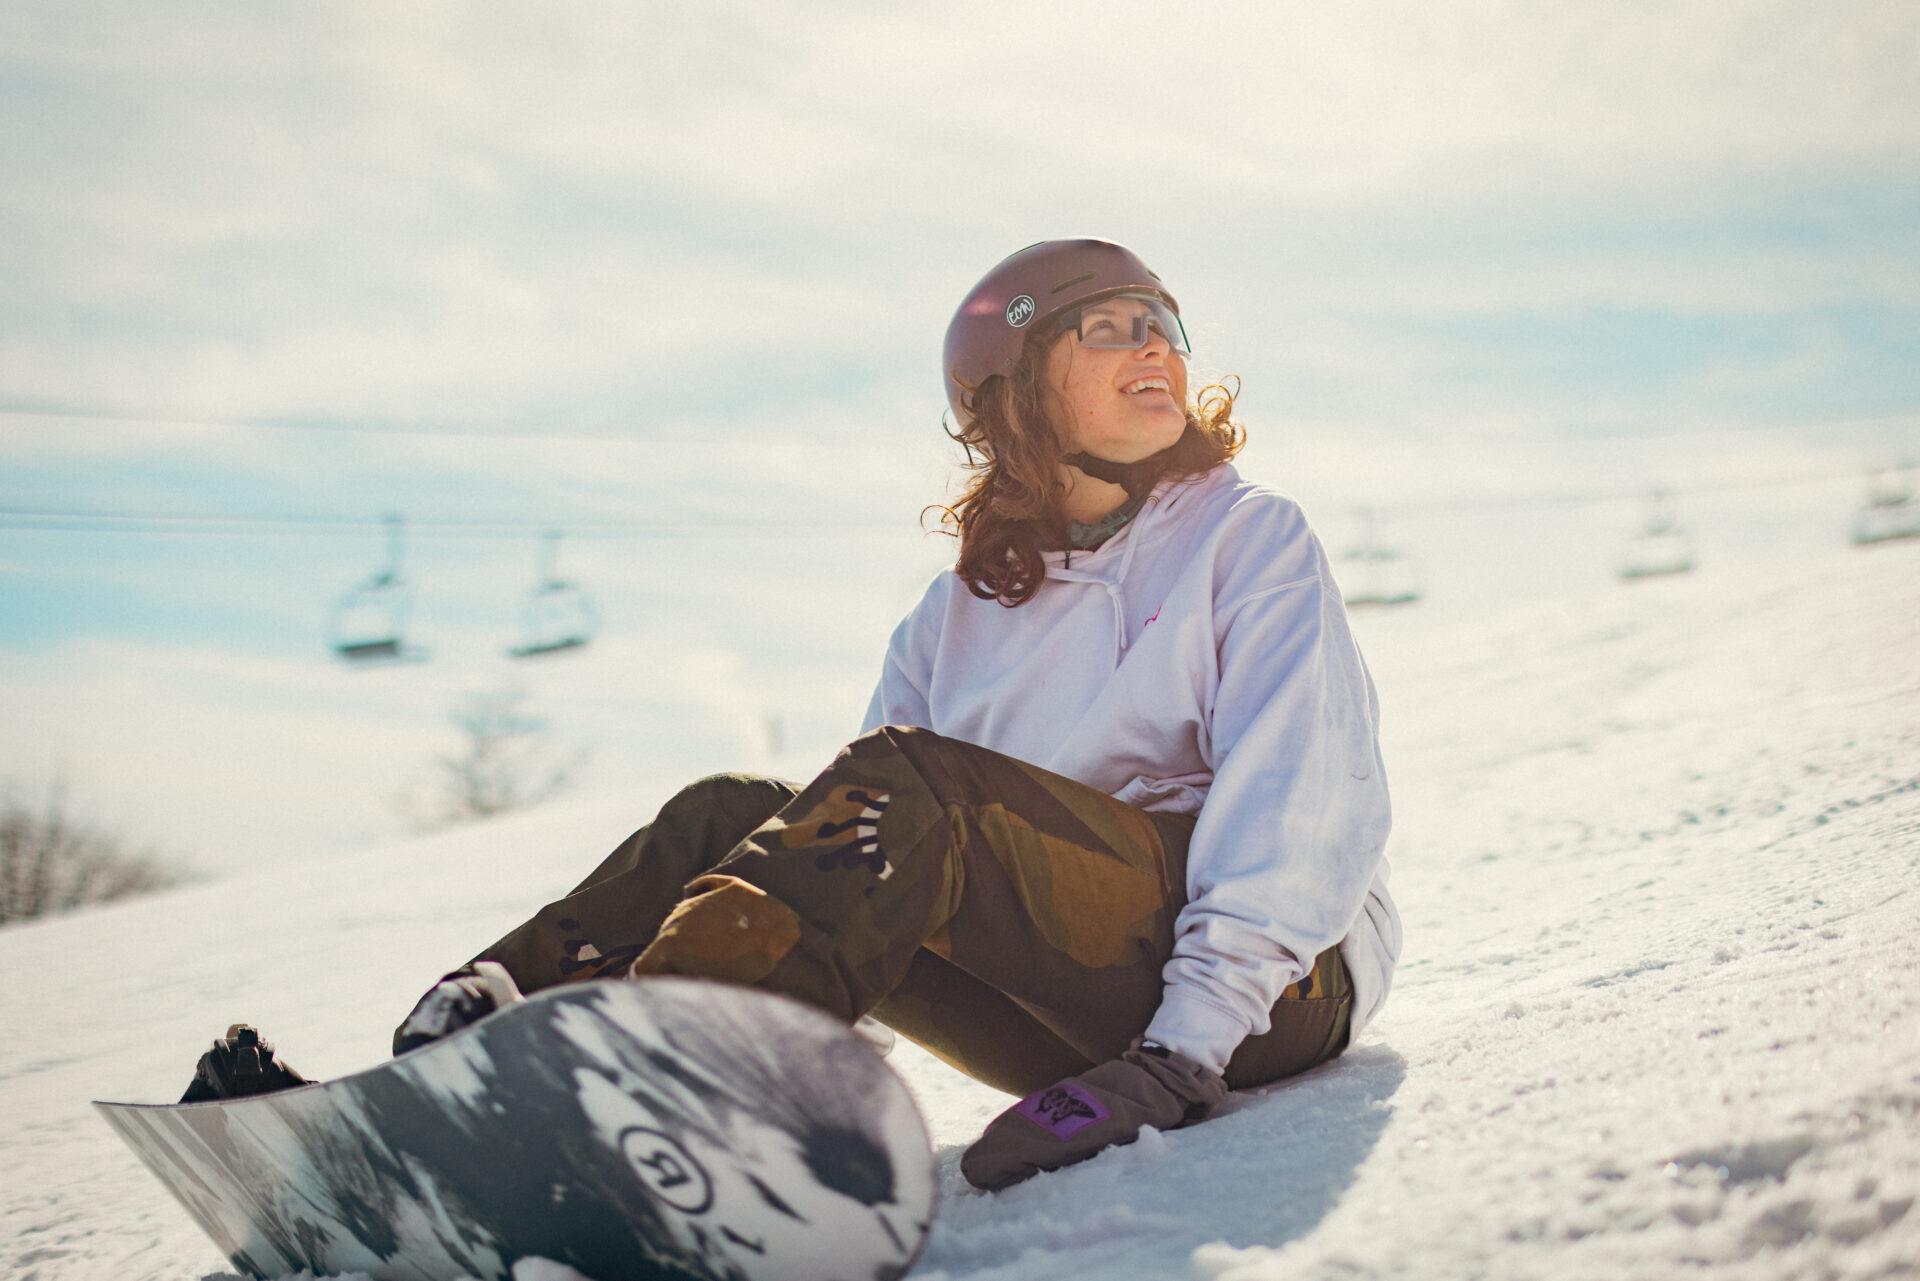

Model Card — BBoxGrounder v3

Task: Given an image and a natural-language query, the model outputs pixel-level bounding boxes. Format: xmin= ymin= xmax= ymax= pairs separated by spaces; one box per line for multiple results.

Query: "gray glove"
xmin=392 ymin=961 xmax=523 ymax=1056
xmin=960 ymin=1037 xmax=1228 ymax=1190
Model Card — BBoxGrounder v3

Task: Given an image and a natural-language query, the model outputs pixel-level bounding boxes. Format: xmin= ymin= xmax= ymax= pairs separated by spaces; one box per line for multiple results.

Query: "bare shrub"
xmin=396 ymin=688 xmax=580 ymax=830
xmin=0 ymin=784 xmax=192 ymax=925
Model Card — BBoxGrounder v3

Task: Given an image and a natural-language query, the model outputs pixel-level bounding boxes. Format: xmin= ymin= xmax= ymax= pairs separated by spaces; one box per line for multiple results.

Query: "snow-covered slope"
xmin=3 ymin=539 xmax=1916 ymax=1281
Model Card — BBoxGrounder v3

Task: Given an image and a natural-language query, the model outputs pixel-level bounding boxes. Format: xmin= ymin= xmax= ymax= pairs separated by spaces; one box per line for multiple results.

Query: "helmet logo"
xmin=1005 ymin=295 xmax=1036 ymax=328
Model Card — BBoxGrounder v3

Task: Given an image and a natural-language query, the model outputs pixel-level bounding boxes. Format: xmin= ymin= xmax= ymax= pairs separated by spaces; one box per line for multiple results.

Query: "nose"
xmin=1133 ymin=323 xmax=1171 ymax=356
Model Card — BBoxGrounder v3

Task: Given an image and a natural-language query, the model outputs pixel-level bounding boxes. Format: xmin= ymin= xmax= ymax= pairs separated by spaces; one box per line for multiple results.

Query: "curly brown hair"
xmin=929 ymin=330 xmax=1245 ymax=606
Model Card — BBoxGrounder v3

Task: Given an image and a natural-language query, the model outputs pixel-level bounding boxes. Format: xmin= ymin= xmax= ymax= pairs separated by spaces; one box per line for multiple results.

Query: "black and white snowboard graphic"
xmin=96 ymin=978 xmax=935 ymax=1281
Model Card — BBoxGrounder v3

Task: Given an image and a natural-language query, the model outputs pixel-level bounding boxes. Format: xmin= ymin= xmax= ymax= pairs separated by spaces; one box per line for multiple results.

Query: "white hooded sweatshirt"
xmin=861 ymin=462 xmax=1400 ymax=1074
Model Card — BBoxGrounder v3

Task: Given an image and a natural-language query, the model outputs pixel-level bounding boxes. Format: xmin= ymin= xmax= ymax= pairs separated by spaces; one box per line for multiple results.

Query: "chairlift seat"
xmin=1618 ymin=491 xmax=1697 ymax=581
xmin=1339 ymin=549 xmax=1423 ymax=608
xmin=508 ymin=574 xmax=599 ymax=660
xmin=1619 ymin=531 xmax=1696 ymax=580
xmin=1337 ymin=509 xmax=1423 ymax=609
xmin=508 ymin=635 xmax=590 ymax=659
xmin=1853 ymin=498 xmax=1920 ymax=546
xmin=336 ymin=638 xmax=404 ymax=662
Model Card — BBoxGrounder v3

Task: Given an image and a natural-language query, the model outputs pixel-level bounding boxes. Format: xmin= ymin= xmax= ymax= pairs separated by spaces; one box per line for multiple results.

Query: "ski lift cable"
xmin=8 ymin=405 xmax=1918 ymax=514
xmin=1370 ymin=466 xmax=1876 ymax=519
xmin=0 ymin=463 xmax=1899 ymax=538
xmin=0 ymin=509 xmax=906 ymax=538
xmin=7 ymin=403 xmax=1916 ymax=444
xmin=0 ymin=404 xmax=754 ymax=444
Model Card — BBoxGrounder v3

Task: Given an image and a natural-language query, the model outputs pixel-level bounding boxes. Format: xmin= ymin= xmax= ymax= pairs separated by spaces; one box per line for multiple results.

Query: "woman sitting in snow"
xmin=229 ymin=239 xmax=1402 ymax=1190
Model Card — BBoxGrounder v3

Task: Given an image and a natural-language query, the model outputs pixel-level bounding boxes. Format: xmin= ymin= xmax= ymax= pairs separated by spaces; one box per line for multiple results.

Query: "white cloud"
xmin=3 ymin=0 xmax=1916 ymax=431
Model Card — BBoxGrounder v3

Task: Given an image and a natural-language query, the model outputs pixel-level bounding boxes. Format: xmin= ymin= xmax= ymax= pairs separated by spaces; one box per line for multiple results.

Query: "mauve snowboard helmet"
xmin=943 ymin=238 xmax=1182 ymax=428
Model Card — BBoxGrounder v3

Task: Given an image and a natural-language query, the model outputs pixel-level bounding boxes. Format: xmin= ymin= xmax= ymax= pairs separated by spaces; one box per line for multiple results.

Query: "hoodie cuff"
xmin=1143 ymin=988 xmax=1250 ymax=1076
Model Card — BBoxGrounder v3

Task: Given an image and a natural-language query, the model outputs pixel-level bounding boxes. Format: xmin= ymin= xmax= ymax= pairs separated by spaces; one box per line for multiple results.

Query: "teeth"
xmin=1124 ymin=378 xmax=1170 ymax=395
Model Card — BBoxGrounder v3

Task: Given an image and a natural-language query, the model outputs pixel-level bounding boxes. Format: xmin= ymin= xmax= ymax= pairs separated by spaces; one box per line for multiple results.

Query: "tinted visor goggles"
xmin=1060 ymin=292 xmax=1191 ymax=354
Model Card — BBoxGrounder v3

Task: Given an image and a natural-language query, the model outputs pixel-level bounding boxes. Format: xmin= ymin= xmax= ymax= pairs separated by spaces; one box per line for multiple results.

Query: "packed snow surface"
xmin=3 ymin=539 xmax=1916 ymax=1281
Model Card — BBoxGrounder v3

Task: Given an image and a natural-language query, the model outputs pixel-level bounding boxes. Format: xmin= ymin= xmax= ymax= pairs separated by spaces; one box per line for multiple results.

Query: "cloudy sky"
xmin=2 ymin=0 xmax=1917 ymax=871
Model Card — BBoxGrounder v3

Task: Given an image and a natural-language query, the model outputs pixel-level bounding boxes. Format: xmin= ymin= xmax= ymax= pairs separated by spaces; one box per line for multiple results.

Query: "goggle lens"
xmin=1069 ymin=294 xmax=1191 ymax=354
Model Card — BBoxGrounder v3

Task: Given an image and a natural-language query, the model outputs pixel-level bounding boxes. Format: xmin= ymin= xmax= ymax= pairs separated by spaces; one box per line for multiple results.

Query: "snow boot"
xmin=392 ymin=961 xmax=524 ymax=1056
xmin=179 ymin=1025 xmax=311 ymax=1103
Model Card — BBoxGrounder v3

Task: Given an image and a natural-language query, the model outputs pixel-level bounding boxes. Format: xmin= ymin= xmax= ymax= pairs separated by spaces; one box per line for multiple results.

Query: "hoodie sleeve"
xmin=1142 ymin=546 xmax=1393 ymax=1074
xmin=861 ymin=579 xmax=943 ymax=734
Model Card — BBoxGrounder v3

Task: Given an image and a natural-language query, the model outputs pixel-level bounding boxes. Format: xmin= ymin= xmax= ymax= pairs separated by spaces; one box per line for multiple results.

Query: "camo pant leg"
xmin=472 ymin=772 xmax=799 ymax=994
xmin=868 ymin=950 xmax=1096 ymax=1096
xmin=628 ymin=725 xmax=1350 ymax=1090
xmin=873 ymin=940 xmax=1350 ymax=1096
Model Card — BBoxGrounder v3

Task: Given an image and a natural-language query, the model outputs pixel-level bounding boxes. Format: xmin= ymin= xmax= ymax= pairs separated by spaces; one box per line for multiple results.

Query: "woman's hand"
xmin=960 ymin=1038 xmax=1228 ymax=1190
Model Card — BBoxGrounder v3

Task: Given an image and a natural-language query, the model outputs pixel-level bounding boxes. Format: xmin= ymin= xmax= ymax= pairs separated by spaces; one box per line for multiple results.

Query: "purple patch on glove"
xmin=1015 ymin=1082 xmax=1110 ymax=1140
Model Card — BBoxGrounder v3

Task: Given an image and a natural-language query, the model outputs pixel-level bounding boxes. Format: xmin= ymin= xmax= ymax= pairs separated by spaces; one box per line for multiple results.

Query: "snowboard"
xmin=95 ymin=978 xmax=936 ymax=1281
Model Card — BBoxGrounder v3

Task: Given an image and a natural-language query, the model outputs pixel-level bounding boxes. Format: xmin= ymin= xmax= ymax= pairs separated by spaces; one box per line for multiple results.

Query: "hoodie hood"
xmin=1045 ymin=468 xmax=1220 ymax=582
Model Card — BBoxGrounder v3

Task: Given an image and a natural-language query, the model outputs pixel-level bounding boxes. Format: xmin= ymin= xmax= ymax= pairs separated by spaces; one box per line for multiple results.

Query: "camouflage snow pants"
xmin=464 ymin=726 xmax=1350 ymax=1095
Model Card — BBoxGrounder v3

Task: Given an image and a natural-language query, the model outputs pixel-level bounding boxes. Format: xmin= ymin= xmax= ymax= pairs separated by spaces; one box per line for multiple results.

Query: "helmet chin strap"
xmin=1063 ymin=450 xmax=1155 ymax=489
xmin=1063 ymin=425 xmax=1195 ymax=497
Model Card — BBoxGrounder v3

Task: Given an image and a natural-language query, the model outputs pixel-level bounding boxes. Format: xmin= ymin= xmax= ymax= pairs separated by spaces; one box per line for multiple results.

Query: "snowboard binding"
xmin=180 ymin=1024 xmax=311 ymax=1103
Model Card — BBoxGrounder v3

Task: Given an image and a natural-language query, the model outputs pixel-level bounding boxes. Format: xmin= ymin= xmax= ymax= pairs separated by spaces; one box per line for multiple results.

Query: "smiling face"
xmin=1043 ymin=295 xmax=1189 ymax=464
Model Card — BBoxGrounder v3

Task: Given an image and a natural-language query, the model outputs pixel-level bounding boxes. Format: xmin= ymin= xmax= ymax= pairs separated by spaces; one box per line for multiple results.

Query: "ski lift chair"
xmin=329 ymin=516 xmax=427 ymax=664
xmin=1852 ymin=463 xmax=1920 ymax=546
xmin=1338 ymin=508 xmax=1424 ymax=608
xmin=1618 ymin=490 xmax=1696 ymax=581
xmin=508 ymin=533 xmax=600 ymax=659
